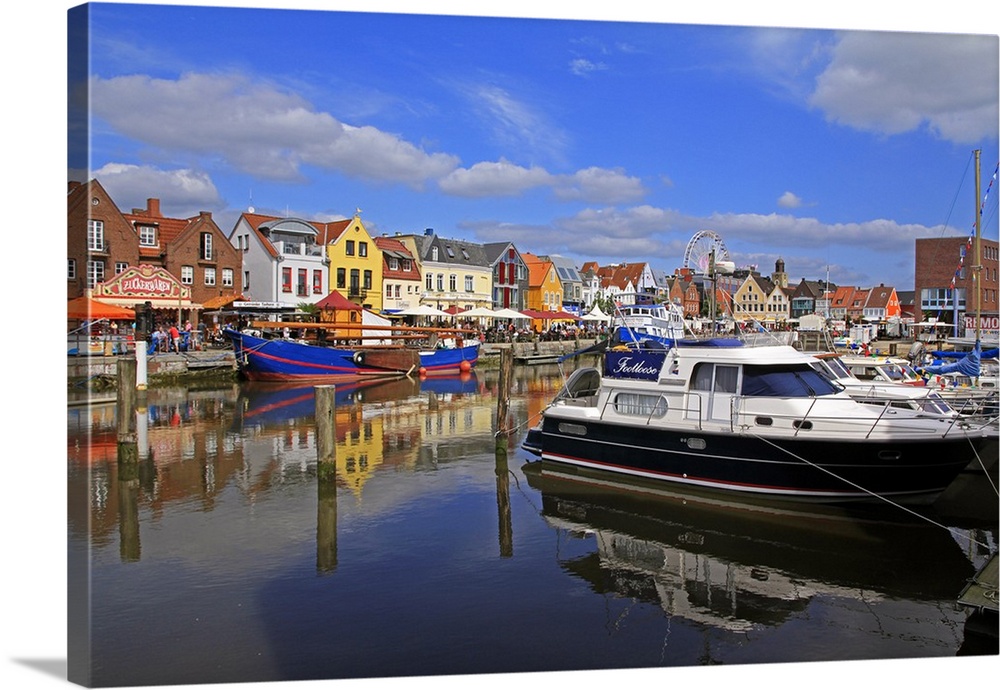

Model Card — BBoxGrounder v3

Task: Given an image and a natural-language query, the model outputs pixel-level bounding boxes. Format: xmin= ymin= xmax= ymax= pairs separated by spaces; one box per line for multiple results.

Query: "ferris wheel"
xmin=683 ymin=230 xmax=731 ymax=275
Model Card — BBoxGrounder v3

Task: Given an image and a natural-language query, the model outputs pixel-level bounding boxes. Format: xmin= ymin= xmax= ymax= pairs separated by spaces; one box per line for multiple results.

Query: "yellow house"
xmin=523 ymin=252 xmax=563 ymax=311
xmin=320 ymin=215 xmax=383 ymax=312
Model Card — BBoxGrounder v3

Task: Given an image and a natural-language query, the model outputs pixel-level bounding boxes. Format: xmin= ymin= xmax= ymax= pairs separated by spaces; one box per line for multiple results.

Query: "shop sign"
xmin=93 ymin=264 xmax=190 ymax=301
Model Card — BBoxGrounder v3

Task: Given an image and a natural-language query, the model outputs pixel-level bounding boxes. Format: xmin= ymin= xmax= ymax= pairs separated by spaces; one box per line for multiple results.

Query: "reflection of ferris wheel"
xmin=683 ymin=230 xmax=731 ymax=275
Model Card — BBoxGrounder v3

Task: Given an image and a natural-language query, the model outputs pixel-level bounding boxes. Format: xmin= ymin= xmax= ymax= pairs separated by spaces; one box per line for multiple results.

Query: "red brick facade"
xmin=915 ymin=236 xmax=999 ymax=320
xmin=67 ymin=180 xmax=140 ymax=300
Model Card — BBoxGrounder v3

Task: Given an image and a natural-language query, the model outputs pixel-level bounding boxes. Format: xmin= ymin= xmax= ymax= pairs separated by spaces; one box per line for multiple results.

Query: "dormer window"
xmin=138 ymin=225 xmax=157 ymax=247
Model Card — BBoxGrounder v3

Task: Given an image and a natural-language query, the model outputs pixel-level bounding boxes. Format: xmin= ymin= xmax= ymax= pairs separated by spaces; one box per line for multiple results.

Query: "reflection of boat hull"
xmin=522 ymin=460 xmax=976 ymax=602
xmin=418 ymin=372 xmax=479 ymax=395
xmin=238 ymin=378 xmax=421 ymax=426
xmin=226 ymin=329 xmax=478 ymax=382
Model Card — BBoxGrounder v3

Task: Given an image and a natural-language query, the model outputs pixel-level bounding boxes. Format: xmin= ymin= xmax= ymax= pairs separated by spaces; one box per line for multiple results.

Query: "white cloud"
xmin=569 ymin=58 xmax=607 ymax=76
xmin=90 ymin=72 xmax=460 ymax=185
xmin=438 ymin=159 xmax=553 ymax=197
xmin=439 ymin=160 xmax=646 ymax=203
xmin=810 ymin=31 xmax=999 ymax=143
xmin=464 ymin=82 xmax=570 ymax=165
xmin=777 ymin=191 xmax=803 ymax=208
xmin=93 ymin=163 xmax=222 ymax=216
xmin=552 ymin=167 xmax=647 ymax=204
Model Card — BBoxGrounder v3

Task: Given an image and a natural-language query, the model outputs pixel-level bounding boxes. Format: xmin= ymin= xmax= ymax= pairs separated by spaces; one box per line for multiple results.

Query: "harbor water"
xmin=67 ymin=363 xmax=998 ymax=687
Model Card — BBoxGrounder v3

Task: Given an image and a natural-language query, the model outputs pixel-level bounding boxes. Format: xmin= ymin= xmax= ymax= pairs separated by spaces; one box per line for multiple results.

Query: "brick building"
xmin=125 ymin=198 xmax=242 ymax=308
xmin=915 ymin=236 xmax=999 ymax=332
xmin=67 ymin=179 xmax=140 ymax=299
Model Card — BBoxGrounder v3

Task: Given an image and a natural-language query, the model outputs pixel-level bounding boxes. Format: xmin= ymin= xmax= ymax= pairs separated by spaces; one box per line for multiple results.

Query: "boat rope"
xmin=747 ymin=431 xmax=994 ymax=551
xmin=494 ymin=404 xmax=552 ymax=439
xmin=965 ymin=435 xmax=999 ymax=497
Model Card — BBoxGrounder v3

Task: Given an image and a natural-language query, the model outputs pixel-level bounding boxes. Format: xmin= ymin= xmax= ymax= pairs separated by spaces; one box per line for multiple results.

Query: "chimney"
xmin=147 ymin=198 xmax=161 ymax=217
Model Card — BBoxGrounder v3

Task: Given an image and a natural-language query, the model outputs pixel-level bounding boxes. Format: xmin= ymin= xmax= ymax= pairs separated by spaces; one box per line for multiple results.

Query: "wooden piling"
xmin=116 ymin=358 xmax=138 ymax=466
xmin=314 ymin=385 xmax=338 ymax=572
xmin=495 ymin=347 xmax=514 ymax=452
xmin=315 ymin=385 xmax=337 ymax=482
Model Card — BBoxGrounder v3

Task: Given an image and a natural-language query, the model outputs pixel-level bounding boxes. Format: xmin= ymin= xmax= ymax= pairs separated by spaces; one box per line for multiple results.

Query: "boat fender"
xmin=353 ymin=351 xmax=365 ymax=366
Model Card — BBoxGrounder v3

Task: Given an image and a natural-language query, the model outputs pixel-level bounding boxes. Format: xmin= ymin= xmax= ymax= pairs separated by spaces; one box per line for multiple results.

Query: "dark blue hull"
xmin=524 ymin=416 xmax=985 ymax=503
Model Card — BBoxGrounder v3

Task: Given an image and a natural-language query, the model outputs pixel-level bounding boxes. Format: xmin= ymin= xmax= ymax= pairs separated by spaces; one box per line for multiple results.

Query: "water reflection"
xmin=66 ymin=362 xmax=996 ymax=685
xmin=522 ymin=461 xmax=985 ymax=633
xmin=67 ymin=371 xmax=516 ymax=565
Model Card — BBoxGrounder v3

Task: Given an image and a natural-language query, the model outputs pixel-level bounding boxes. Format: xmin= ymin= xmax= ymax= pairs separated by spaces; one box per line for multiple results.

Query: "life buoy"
xmin=353 ymin=350 xmax=365 ymax=366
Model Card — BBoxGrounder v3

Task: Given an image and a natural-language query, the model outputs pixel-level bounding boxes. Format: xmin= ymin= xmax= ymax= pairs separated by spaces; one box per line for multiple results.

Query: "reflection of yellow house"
xmin=321 ymin=215 xmax=383 ymax=312
xmin=333 ymin=406 xmax=386 ymax=498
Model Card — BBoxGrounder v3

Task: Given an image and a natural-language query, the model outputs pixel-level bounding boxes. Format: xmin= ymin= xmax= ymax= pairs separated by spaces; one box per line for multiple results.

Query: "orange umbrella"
xmin=67 ymin=296 xmax=136 ymax=320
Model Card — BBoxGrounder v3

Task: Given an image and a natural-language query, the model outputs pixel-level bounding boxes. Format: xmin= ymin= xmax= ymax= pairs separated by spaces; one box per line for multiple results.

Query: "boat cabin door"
xmin=689 ymin=363 xmax=740 ymax=427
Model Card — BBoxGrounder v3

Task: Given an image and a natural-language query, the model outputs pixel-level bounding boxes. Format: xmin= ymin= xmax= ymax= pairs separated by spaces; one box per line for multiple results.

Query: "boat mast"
xmin=974 ymin=148 xmax=982 ymax=348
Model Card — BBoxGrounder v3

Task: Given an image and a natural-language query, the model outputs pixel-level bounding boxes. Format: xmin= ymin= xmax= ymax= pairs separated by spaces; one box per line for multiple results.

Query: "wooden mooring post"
xmin=494 ymin=347 xmax=514 ymax=454
xmin=314 ymin=385 xmax=338 ymax=573
xmin=116 ymin=358 xmax=138 ymax=467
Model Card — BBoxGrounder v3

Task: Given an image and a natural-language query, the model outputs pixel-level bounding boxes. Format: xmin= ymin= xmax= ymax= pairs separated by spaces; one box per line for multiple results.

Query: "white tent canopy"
xmin=492 ymin=308 xmax=530 ymax=320
xmin=397 ymin=304 xmax=451 ymax=318
xmin=581 ymin=305 xmax=611 ymax=322
xmin=459 ymin=306 xmax=498 ymax=318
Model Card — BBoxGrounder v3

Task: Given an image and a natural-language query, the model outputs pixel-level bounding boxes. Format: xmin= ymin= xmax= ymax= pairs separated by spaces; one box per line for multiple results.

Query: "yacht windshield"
xmin=742 ymin=364 xmax=841 ymax=397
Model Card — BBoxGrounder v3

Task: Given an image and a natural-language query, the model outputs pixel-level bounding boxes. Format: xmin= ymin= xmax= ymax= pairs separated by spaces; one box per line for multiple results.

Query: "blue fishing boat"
xmin=225 ymin=328 xmax=479 ymax=382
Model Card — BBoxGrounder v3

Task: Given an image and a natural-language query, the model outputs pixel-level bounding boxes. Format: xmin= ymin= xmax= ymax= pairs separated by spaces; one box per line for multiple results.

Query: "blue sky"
xmin=68 ymin=2 xmax=999 ymax=293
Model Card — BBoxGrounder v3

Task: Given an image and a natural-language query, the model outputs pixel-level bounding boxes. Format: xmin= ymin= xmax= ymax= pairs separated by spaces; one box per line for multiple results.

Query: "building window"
xmin=449 ymin=274 xmax=457 ymax=292
xmin=395 ymin=285 xmax=401 ymax=298
xmin=437 ymin=274 xmax=444 ymax=292
xmin=181 ymin=265 xmax=194 ymax=285
xmin=386 ymin=283 xmax=393 ymax=298
xmin=465 ymin=275 xmax=474 ymax=292
xmin=349 ymin=269 xmax=360 ymax=296
xmin=201 ymin=233 xmax=213 ymax=260
xmin=87 ymin=220 xmax=104 ymax=251
xmin=337 ymin=268 xmax=346 ymax=289
xmin=312 ymin=270 xmax=322 ymax=294
xmin=205 ymin=267 xmax=216 ymax=286
xmin=920 ymin=287 xmax=966 ymax=310
xmin=389 ymin=257 xmax=399 ymax=271
xmin=115 ymin=262 xmax=128 ymax=276
xmin=431 ymin=247 xmax=438 ymax=261
xmin=426 ymin=273 xmax=433 ymax=291
xmin=345 ymin=240 xmax=355 ymax=256
xmin=403 ymin=259 xmax=412 ymax=272
xmin=138 ymin=225 xmax=156 ymax=246
xmin=359 ymin=241 xmax=368 ymax=257
xmin=68 ymin=258 xmax=76 ymax=280
xmin=222 ymin=268 xmax=234 ymax=287
xmin=363 ymin=270 xmax=372 ymax=290
xmin=282 ymin=267 xmax=292 ymax=293
xmin=297 ymin=269 xmax=307 ymax=296
xmin=86 ymin=260 xmax=104 ymax=289
xmin=243 ymin=271 xmax=250 ymax=291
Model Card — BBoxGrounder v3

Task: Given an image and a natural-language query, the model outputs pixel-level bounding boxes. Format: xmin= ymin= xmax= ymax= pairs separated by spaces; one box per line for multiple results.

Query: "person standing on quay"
xmin=169 ymin=323 xmax=181 ymax=352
